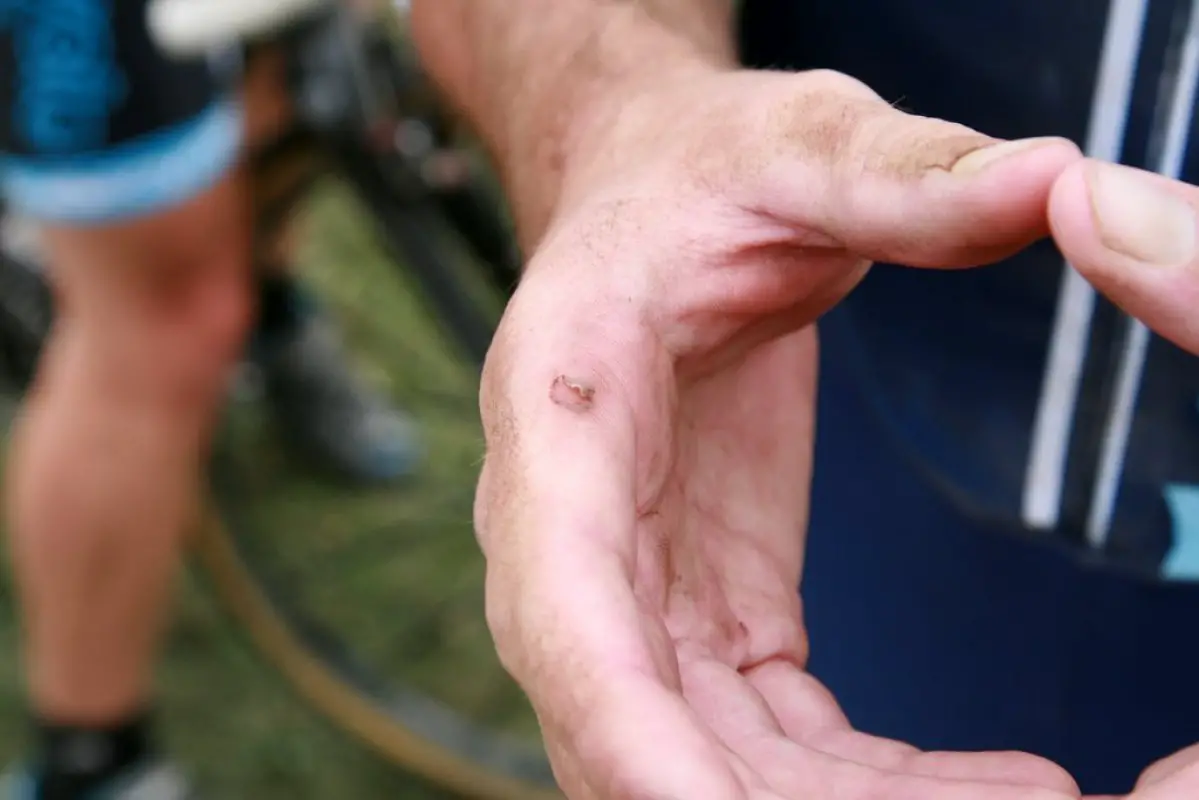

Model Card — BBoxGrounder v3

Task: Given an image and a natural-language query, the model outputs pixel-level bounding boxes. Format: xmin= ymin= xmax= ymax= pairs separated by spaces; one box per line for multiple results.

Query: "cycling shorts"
xmin=0 ymin=0 xmax=244 ymax=223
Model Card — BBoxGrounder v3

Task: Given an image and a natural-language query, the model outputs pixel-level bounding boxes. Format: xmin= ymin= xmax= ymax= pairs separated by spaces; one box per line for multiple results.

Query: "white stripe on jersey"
xmin=1021 ymin=0 xmax=1151 ymax=530
xmin=1086 ymin=0 xmax=1199 ymax=545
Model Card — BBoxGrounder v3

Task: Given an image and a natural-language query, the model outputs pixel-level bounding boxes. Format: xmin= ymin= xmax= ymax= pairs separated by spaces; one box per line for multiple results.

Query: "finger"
xmin=744 ymin=659 xmax=934 ymax=779
xmin=684 ymin=656 xmax=843 ymax=797
xmin=748 ymin=660 xmax=1080 ymax=795
xmin=742 ymin=660 xmax=934 ymax=773
xmin=1134 ymin=742 xmax=1199 ymax=790
xmin=1124 ymin=758 xmax=1199 ymax=800
xmin=1049 ymin=160 xmax=1199 ymax=354
xmin=739 ymin=70 xmax=1082 ymax=267
xmin=744 ymin=658 xmax=851 ymax=734
xmin=910 ymin=751 xmax=1079 ymax=795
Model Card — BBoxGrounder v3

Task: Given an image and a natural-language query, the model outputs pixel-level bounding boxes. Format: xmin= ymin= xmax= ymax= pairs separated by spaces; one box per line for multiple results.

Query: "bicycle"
xmin=0 ymin=3 xmax=560 ymax=798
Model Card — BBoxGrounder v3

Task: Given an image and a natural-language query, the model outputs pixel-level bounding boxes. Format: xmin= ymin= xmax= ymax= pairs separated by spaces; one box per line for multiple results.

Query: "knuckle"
xmin=673 ymin=68 xmax=888 ymax=200
xmin=846 ymin=111 xmax=992 ymax=180
xmin=765 ymin=81 xmax=881 ymax=167
xmin=797 ymin=68 xmax=880 ymax=101
xmin=760 ymin=65 xmax=994 ymax=182
xmin=479 ymin=335 xmax=517 ymax=443
xmin=482 ymin=567 xmax=525 ymax=674
xmin=472 ymin=460 xmax=495 ymax=551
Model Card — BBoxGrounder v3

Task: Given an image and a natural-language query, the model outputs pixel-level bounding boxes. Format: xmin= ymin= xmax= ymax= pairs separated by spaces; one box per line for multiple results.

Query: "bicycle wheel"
xmin=193 ymin=15 xmax=559 ymax=797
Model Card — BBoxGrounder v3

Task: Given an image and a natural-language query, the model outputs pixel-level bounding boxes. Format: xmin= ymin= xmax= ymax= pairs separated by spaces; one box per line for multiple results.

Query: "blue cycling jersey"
xmin=739 ymin=0 xmax=1199 ymax=580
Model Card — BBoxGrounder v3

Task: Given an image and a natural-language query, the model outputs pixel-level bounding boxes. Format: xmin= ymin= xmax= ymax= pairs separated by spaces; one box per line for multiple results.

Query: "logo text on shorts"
xmin=11 ymin=0 xmax=127 ymax=153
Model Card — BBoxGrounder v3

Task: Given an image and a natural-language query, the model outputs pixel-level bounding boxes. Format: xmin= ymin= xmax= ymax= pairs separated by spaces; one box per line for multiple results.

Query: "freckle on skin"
xmin=550 ymin=375 xmax=596 ymax=410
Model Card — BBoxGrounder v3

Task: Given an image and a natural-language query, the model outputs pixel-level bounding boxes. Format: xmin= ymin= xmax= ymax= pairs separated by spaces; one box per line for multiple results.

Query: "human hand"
xmin=476 ymin=66 xmax=1086 ymax=799
xmin=1082 ymin=743 xmax=1199 ymax=799
xmin=1049 ymin=161 xmax=1199 ymax=354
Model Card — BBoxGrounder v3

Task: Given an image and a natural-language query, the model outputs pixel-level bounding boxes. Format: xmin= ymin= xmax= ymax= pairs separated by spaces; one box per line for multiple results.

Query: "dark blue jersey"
xmin=740 ymin=0 xmax=1199 ymax=580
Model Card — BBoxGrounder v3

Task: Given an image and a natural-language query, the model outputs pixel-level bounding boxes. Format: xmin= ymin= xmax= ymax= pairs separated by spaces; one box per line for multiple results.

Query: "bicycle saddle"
xmin=147 ymin=0 xmax=336 ymax=55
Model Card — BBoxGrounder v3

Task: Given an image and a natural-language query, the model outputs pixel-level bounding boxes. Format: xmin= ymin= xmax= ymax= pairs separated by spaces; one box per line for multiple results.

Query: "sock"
xmin=256 ymin=271 xmax=304 ymax=343
xmin=33 ymin=712 xmax=154 ymax=800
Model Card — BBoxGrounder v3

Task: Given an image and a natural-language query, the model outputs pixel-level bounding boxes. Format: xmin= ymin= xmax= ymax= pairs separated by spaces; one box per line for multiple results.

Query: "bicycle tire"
xmin=195 ymin=510 xmax=558 ymax=800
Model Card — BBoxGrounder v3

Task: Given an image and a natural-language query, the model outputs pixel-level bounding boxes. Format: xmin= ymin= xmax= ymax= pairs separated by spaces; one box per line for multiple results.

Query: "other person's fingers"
xmin=1049 ymin=160 xmax=1199 ymax=354
xmin=1131 ymin=742 xmax=1199 ymax=792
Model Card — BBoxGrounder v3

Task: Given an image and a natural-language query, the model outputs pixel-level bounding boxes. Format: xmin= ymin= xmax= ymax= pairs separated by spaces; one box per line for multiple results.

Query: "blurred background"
xmin=0 ymin=5 xmax=561 ymax=796
xmin=0 ymin=178 xmax=539 ymax=798
xmin=0 ymin=546 xmax=455 ymax=799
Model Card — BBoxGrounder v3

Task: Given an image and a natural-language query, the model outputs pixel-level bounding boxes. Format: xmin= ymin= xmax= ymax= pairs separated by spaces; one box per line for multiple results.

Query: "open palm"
xmin=474 ymin=68 xmax=1088 ymax=799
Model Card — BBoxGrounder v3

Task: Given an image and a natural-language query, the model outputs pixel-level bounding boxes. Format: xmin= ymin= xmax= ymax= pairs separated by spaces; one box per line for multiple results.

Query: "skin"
xmin=7 ymin=50 xmax=298 ymax=726
xmin=411 ymin=2 xmax=1199 ymax=797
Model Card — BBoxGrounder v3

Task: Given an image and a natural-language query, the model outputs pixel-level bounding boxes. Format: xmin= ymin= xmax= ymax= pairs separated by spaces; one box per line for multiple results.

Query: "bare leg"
xmin=7 ymin=172 xmax=253 ymax=725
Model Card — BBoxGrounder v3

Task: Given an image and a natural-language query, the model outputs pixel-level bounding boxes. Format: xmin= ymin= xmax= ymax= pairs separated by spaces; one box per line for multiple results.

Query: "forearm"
xmin=409 ymin=0 xmax=737 ymax=247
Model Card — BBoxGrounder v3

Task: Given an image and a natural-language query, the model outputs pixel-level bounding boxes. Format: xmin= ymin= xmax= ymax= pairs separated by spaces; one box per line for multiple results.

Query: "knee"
xmin=82 ymin=253 xmax=252 ymax=413
xmin=45 ymin=180 xmax=256 ymax=413
xmin=128 ymin=249 xmax=255 ymax=406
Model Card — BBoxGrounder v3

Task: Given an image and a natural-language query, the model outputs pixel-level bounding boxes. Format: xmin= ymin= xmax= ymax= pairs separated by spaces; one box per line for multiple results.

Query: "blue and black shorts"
xmin=0 ymin=0 xmax=243 ymax=223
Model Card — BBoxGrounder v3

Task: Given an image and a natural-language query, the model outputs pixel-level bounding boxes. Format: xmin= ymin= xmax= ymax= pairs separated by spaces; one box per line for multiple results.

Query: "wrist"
xmin=498 ymin=18 xmax=735 ymax=248
xmin=554 ymin=62 xmax=719 ymax=193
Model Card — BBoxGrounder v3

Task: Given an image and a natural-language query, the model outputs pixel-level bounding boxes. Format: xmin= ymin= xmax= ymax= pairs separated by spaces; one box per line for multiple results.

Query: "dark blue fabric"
xmin=735 ymin=1 xmax=1199 ymax=790
xmin=738 ymin=0 xmax=1199 ymax=562
xmin=804 ymin=307 xmax=1199 ymax=795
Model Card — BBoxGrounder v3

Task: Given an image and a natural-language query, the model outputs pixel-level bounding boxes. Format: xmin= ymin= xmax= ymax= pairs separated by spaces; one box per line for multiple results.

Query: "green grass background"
xmin=0 ymin=182 xmax=526 ymax=799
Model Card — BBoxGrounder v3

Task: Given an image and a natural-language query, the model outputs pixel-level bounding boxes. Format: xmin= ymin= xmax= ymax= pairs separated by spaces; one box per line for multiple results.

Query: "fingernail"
xmin=951 ymin=137 xmax=1060 ymax=175
xmin=1088 ymin=163 xmax=1196 ymax=266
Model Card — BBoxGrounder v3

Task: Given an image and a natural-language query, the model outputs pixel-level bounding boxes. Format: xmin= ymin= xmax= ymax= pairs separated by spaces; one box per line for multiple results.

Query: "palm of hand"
xmin=477 ymin=69 xmax=1089 ymax=799
xmin=641 ymin=341 xmax=1075 ymax=795
xmin=480 ymin=205 xmax=1079 ymax=800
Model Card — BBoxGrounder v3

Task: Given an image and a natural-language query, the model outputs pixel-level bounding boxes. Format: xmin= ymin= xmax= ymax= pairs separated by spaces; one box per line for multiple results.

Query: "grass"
xmin=0 ymin=180 xmax=535 ymax=798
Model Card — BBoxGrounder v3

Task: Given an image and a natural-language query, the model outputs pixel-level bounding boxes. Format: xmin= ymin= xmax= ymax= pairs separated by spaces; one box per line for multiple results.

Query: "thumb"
xmin=741 ymin=71 xmax=1083 ymax=267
